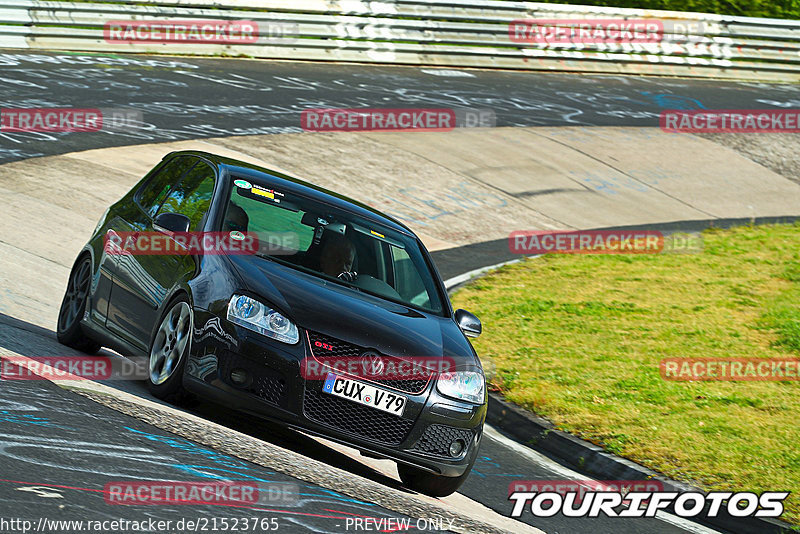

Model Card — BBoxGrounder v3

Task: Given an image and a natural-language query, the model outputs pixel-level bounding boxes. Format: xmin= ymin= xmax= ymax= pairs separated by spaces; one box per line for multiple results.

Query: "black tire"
xmin=147 ymin=295 xmax=192 ymax=403
xmin=56 ymin=255 xmax=101 ymax=354
xmin=397 ymin=453 xmax=478 ymax=497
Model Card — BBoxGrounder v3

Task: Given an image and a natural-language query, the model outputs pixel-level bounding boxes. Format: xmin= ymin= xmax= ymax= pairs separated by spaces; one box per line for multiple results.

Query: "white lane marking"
xmin=16 ymin=486 xmax=63 ymax=498
xmin=420 ymin=69 xmax=476 ymax=77
xmin=443 ymin=257 xmax=530 ymax=290
xmin=484 ymin=425 xmax=722 ymax=534
xmin=0 ymin=433 xmax=156 ymax=451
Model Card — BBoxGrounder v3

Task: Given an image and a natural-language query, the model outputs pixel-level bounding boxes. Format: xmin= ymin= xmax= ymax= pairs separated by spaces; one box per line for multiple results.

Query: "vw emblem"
xmin=361 ymin=351 xmax=384 ymax=376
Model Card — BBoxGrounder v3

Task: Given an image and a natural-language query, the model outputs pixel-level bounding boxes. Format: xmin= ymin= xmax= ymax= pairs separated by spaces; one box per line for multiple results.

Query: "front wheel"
xmin=397 ymin=453 xmax=477 ymax=497
xmin=56 ymin=255 xmax=101 ymax=354
xmin=147 ymin=296 xmax=192 ymax=402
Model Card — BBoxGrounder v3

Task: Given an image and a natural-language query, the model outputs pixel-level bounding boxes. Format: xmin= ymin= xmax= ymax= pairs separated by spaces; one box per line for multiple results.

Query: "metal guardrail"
xmin=1 ymin=0 xmax=799 ymax=81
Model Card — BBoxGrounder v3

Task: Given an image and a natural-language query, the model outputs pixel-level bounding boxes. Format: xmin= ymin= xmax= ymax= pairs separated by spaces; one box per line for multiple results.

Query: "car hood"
xmin=227 ymin=255 xmax=479 ymax=370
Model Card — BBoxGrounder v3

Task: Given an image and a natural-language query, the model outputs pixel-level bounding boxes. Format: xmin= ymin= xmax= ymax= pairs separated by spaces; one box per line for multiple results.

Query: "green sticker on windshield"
xmin=233 ymin=179 xmax=252 ymax=189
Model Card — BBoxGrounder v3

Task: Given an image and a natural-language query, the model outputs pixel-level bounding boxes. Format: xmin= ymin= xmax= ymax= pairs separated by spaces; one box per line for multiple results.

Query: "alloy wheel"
xmin=149 ymin=301 xmax=192 ymax=385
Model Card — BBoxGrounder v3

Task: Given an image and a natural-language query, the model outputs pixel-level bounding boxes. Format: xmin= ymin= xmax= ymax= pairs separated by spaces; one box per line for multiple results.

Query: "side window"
xmin=136 ymin=157 xmax=194 ymax=218
xmin=157 ymin=161 xmax=216 ymax=231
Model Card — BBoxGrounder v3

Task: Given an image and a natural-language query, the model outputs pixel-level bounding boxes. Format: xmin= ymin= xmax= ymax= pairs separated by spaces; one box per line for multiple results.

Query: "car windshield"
xmin=222 ymin=176 xmax=444 ymax=314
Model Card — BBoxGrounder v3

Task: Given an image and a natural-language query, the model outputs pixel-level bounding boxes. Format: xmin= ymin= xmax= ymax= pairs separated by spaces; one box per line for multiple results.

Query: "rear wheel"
xmin=147 ymin=296 xmax=192 ymax=402
xmin=56 ymin=255 xmax=101 ymax=354
xmin=397 ymin=453 xmax=477 ymax=497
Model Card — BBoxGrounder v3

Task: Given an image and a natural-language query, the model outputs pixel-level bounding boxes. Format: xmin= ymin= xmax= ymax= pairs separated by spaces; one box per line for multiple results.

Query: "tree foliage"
xmin=532 ymin=0 xmax=799 ymax=19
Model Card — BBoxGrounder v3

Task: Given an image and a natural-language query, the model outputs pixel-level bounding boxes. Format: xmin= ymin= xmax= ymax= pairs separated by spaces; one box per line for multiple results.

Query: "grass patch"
xmin=452 ymin=223 xmax=800 ymax=523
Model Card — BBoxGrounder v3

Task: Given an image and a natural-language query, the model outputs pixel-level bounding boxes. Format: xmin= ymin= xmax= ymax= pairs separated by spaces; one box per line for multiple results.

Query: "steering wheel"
xmin=337 ymin=271 xmax=358 ymax=282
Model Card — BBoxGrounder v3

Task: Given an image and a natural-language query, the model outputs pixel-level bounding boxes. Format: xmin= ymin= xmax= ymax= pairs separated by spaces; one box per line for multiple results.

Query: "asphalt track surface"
xmin=2 ymin=49 xmax=800 ymax=164
xmin=3 ymin=49 xmax=796 ymax=533
xmin=0 ymin=378 xmax=416 ymax=533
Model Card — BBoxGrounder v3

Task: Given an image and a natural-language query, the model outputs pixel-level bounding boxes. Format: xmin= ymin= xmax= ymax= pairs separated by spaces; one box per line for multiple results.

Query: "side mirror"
xmin=455 ymin=309 xmax=482 ymax=338
xmin=153 ymin=212 xmax=191 ymax=234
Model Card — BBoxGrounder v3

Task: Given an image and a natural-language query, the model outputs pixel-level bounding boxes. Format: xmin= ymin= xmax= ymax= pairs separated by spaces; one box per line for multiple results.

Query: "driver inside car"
xmin=319 ymin=232 xmax=357 ymax=281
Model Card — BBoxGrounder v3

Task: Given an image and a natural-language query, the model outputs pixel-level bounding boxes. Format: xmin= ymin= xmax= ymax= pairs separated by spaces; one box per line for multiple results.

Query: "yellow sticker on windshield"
xmin=252 ymin=188 xmax=275 ymax=199
xmin=370 ymin=230 xmax=385 ymax=238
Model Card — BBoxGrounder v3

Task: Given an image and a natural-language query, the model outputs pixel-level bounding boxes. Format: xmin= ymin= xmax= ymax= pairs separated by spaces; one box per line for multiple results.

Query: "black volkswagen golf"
xmin=57 ymin=151 xmax=486 ymax=497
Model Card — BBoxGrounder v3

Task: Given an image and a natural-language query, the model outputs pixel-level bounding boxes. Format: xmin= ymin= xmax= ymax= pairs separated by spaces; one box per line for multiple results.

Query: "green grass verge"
xmin=451 ymin=223 xmax=800 ymax=524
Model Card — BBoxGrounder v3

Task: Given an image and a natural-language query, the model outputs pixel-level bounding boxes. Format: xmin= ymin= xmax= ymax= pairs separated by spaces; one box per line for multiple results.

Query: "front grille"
xmin=308 ymin=330 xmax=362 ymax=358
xmin=412 ymin=424 xmax=474 ymax=457
xmin=306 ymin=331 xmax=432 ymax=395
xmin=253 ymin=370 xmax=286 ymax=406
xmin=371 ymin=377 xmax=429 ymax=393
xmin=303 ymin=386 xmax=415 ymax=446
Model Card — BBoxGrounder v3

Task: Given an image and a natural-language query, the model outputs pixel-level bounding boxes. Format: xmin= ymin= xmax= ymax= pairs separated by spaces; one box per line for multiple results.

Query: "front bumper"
xmin=187 ymin=309 xmax=486 ymax=477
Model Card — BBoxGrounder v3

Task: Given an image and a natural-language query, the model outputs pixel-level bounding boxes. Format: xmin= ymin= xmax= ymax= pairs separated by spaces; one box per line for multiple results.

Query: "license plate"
xmin=322 ymin=373 xmax=407 ymax=417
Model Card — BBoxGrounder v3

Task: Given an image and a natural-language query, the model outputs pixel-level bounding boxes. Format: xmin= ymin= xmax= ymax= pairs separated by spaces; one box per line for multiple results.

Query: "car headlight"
xmin=436 ymin=371 xmax=485 ymax=404
xmin=227 ymin=295 xmax=299 ymax=345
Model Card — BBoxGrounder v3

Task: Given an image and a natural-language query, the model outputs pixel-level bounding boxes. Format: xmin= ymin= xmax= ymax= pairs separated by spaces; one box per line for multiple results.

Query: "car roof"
xmin=167 ymin=150 xmax=415 ymax=237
